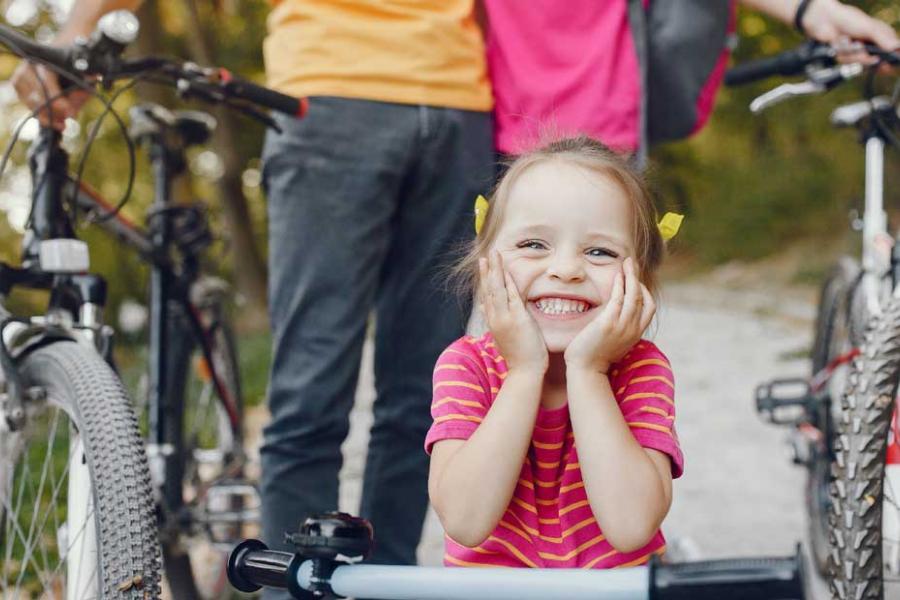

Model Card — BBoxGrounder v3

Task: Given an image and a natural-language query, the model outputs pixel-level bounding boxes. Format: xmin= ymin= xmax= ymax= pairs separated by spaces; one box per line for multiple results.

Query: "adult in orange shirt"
xmin=12 ymin=0 xmax=494 ymax=583
xmin=259 ymin=0 xmax=493 ymax=579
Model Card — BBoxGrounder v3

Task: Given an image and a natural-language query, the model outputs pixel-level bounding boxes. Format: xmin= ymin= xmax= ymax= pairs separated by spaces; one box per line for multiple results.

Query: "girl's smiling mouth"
xmin=529 ymin=295 xmax=598 ymax=320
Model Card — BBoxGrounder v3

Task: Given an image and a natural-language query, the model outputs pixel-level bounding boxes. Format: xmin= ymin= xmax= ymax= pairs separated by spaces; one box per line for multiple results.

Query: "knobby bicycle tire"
xmin=828 ymin=299 xmax=900 ymax=600
xmin=3 ymin=340 xmax=162 ymax=598
xmin=808 ymin=258 xmax=860 ymax=573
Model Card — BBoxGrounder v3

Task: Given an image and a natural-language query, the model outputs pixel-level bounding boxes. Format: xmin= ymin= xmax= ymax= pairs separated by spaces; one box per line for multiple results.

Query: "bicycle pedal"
xmin=199 ymin=480 xmax=260 ymax=545
xmin=755 ymin=378 xmax=813 ymax=426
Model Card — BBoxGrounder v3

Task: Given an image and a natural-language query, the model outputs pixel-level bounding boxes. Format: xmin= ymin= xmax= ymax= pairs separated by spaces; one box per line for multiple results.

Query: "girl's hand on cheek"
xmin=479 ymin=252 xmax=548 ymax=374
xmin=564 ymin=257 xmax=656 ymax=374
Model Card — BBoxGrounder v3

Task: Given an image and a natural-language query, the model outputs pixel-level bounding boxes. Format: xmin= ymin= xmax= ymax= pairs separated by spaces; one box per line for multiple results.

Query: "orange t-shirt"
xmin=263 ymin=0 xmax=492 ymax=112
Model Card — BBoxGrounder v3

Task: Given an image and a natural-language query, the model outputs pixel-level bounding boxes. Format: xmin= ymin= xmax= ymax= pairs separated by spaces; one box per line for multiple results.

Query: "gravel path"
xmin=248 ymin=276 xmax=830 ymax=597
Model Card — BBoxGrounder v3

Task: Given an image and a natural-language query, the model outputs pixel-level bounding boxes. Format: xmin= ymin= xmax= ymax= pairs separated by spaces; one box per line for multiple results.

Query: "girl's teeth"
xmin=536 ymin=298 xmax=589 ymax=315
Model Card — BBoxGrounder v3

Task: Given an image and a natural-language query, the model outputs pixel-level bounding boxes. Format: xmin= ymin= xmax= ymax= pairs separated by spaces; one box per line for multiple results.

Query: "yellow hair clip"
xmin=657 ymin=212 xmax=684 ymax=241
xmin=474 ymin=194 xmax=489 ymax=235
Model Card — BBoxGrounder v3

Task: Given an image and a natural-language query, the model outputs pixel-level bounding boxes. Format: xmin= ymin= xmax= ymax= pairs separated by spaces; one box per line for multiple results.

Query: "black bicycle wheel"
xmin=159 ymin=294 xmax=245 ymax=599
xmin=828 ymin=298 xmax=900 ymax=599
xmin=807 ymin=257 xmax=860 ymax=572
xmin=0 ymin=340 xmax=162 ymax=598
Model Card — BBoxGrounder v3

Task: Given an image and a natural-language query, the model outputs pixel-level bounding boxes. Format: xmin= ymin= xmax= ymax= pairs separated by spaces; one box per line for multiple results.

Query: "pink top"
xmin=425 ymin=333 xmax=683 ymax=569
xmin=484 ymin=0 xmax=642 ymax=154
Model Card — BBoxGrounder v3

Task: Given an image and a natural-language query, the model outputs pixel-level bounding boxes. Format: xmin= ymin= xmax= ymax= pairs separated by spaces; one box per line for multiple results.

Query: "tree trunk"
xmin=163 ymin=0 xmax=270 ymax=314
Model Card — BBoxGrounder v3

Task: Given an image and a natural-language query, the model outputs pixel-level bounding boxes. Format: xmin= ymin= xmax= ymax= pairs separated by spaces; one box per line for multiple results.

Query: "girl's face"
xmin=490 ymin=160 xmax=635 ymax=353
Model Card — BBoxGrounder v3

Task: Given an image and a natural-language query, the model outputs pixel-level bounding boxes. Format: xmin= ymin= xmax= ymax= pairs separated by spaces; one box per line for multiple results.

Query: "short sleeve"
xmin=612 ymin=343 xmax=684 ymax=478
xmin=424 ymin=338 xmax=492 ymax=455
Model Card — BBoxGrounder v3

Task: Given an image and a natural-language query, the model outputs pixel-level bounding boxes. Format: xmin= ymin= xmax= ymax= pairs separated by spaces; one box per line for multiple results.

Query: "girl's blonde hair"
xmin=451 ymin=135 xmax=665 ymax=301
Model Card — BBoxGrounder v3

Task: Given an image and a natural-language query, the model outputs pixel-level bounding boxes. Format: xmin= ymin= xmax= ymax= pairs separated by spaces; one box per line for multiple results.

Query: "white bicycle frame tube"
xmin=66 ymin=432 xmax=98 ymax=600
xmin=296 ymin=561 xmax=649 ymax=600
xmin=863 ymin=136 xmax=889 ymax=313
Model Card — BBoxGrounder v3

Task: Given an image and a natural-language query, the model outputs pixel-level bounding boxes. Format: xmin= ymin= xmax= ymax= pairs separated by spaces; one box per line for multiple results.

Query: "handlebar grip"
xmin=725 ymin=41 xmax=834 ymax=87
xmin=725 ymin=49 xmax=810 ymax=87
xmin=649 ymin=549 xmax=806 ymax=600
xmin=218 ymin=69 xmax=308 ymax=118
xmin=227 ymin=540 xmax=302 ymax=594
xmin=0 ymin=24 xmax=70 ymax=69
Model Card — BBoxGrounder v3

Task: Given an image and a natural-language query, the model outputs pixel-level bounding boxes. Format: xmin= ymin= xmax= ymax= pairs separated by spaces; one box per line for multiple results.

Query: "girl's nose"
xmin=547 ymin=253 xmax=585 ymax=282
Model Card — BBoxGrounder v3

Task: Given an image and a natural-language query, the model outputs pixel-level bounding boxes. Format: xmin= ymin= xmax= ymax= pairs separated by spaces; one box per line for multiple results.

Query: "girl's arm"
xmin=566 ymin=369 xmax=672 ymax=553
xmin=429 ymin=367 xmax=544 ymax=547
xmin=429 ymin=251 xmax=549 ymax=547
xmin=563 ymin=258 xmax=673 ymax=553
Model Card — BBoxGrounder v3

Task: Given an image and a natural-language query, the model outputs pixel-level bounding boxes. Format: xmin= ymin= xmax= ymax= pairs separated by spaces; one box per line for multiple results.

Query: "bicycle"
xmin=729 ymin=40 xmax=900 ymax=599
xmin=80 ymin=103 xmax=250 ymax=599
xmin=222 ymin=511 xmax=808 ymax=599
xmin=0 ymin=10 xmax=303 ymax=598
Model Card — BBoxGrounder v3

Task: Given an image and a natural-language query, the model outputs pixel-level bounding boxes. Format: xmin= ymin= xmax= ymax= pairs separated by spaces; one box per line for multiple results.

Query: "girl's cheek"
xmin=597 ymin=265 xmax=622 ymax=301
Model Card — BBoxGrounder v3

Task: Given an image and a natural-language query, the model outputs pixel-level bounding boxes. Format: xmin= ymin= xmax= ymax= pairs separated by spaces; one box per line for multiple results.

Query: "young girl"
xmin=424 ymin=136 xmax=682 ymax=569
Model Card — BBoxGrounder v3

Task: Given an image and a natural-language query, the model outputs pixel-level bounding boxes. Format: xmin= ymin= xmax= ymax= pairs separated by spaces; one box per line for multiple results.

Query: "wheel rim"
xmin=0 ymin=397 xmax=100 ymax=598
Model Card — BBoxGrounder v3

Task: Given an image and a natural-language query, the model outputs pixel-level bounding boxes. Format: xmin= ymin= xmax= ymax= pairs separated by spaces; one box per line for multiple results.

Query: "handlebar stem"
xmin=24 ymin=128 xmax=75 ymax=264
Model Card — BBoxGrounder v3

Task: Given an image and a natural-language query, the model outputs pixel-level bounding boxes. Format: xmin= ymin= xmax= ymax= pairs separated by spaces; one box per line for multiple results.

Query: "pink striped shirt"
xmin=425 ymin=333 xmax=683 ymax=569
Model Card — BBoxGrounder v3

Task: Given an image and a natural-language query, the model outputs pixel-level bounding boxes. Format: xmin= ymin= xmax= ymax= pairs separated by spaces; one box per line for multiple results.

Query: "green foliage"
xmin=652 ymin=0 xmax=900 ymax=268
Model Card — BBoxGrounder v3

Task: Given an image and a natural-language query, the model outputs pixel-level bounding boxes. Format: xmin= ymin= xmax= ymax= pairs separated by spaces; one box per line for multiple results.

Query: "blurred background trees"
xmin=0 ymin=0 xmax=898 ymax=319
xmin=654 ymin=0 xmax=900 ymax=275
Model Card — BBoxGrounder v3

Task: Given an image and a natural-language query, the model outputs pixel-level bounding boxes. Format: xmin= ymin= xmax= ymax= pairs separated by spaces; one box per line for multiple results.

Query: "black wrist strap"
xmin=794 ymin=0 xmax=814 ymax=36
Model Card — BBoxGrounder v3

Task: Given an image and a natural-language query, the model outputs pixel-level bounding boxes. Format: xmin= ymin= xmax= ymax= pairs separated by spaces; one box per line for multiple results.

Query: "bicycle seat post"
xmin=129 ymin=104 xmax=181 ymax=463
xmin=129 ymin=102 xmax=217 ymax=490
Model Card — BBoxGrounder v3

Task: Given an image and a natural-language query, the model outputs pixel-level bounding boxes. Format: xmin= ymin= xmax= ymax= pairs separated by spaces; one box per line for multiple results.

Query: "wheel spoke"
xmin=1 ymin=403 xmax=91 ymax=597
xmin=11 ymin=407 xmax=72 ymax=594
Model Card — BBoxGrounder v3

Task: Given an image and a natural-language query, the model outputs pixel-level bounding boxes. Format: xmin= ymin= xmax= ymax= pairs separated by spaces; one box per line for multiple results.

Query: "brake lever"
xmin=749 ymin=63 xmax=865 ymax=113
xmin=750 ymin=81 xmax=822 ymax=113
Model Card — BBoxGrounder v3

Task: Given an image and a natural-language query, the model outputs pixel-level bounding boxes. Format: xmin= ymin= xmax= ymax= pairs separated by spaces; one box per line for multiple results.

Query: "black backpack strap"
xmin=626 ymin=0 xmax=649 ymax=169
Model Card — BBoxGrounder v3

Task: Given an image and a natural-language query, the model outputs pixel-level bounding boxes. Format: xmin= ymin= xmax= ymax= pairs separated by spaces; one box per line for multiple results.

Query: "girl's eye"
xmin=517 ymin=240 xmax=547 ymax=251
xmin=587 ymin=247 xmax=619 ymax=259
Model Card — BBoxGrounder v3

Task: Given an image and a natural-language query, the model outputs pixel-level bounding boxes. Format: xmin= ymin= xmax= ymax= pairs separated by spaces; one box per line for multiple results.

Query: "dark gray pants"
xmin=260 ymin=97 xmax=492 ymax=592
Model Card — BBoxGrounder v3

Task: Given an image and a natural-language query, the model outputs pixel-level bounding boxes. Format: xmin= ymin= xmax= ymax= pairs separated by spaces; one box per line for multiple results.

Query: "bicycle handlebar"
xmin=0 ymin=11 xmax=305 ymax=121
xmin=227 ymin=539 xmax=808 ymax=600
xmin=216 ymin=68 xmax=307 ymax=118
xmin=726 ymin=41 xmax=900 ymax=88
xmin=725 ymin=41 xmax=835 ymax=87
xmin=0 ymin=24 xmax=70 ymax=68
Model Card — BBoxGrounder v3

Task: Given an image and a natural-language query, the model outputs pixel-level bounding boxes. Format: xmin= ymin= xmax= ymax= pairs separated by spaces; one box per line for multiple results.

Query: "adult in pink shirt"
xmin=484 ymin=0 xmax=899 ymax=155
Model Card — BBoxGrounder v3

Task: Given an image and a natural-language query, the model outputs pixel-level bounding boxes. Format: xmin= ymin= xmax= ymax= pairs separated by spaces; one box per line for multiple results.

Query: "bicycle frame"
xmin=0 ymin=115 xmax=243 ymax=521
xmin=802 ymin=99 xmax=900 ymax=576
xmin=73 ymin=177 xmax=241 ymax=435
xmin=83 ymin=107 xmax=246 ymax=501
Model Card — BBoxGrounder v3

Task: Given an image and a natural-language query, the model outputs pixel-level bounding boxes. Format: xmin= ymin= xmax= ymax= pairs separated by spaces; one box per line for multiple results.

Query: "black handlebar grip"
xmin=227 ymin=539 xmax=302 ymax=594
xmin=218 ymin=68 xmax=308 ymax=118
xmin=0 ymin=24 xmax=70 ymax=69
xmin=649 ymin=549 xmax=806 ymax=600
xmin=725 ymin=47 xmax=812 ymax=87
